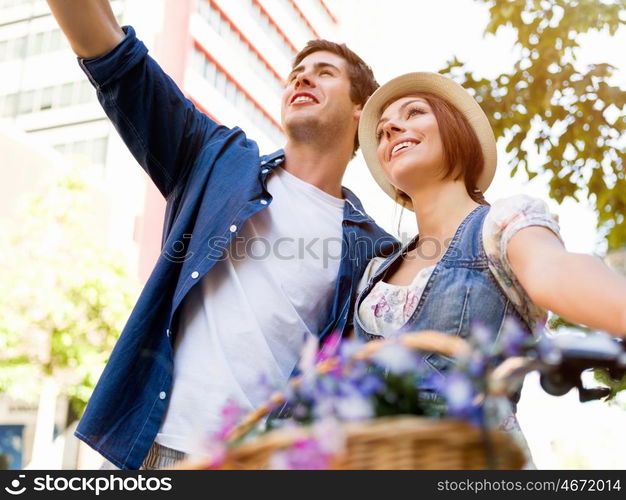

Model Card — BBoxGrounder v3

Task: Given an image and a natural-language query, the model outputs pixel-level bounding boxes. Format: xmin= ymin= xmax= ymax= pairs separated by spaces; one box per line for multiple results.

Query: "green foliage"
xmin=548 ymin=314 xmax=590 ymax=332
xmin=0 ymin=168 xmax=139 ymax=416
xmin=440 ymin=0 xmax=626 ymax=249
xmin=594 ymin=368 xmax=626 ymax=401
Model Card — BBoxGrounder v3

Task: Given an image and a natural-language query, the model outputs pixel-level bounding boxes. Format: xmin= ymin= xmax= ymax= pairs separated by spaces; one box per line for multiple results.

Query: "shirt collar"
xmin=341 ymin=187 xmax=373 ymax=224
xmin=262 ymin=150 xmax=373 ymax=224
xmin=260 ymin=149 xmax=285 ymax=167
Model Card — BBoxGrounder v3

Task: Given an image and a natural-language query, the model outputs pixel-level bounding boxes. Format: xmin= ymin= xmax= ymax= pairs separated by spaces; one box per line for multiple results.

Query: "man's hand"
xmin=46 ymin=0 xmax=124 ymax=58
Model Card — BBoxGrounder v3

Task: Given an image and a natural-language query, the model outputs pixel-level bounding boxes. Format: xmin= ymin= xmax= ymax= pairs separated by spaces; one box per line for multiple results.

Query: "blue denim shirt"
xmin=353 ymin=206 xmax=529 ymax=375
xmin=74 ymin=26 xmax=399 ymax=469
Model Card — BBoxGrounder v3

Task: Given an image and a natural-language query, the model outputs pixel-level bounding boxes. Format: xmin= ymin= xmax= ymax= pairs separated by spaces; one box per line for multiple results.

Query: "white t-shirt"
xmin=156 ymin=166 xmax=345 ymax=454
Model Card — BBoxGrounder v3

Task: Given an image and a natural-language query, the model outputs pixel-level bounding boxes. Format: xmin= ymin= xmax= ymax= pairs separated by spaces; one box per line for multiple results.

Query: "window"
xmin=0 ymin=27 xmax=67 ymax=62
xmin=0 ymin=78 xmax=96 ymax=117
xmin=31 ymin=31 xmax=44 ymax=55
xmin=59 ymin=82 xmax=74 ymax=107
xmin=0 ymin=39 xmax=8 ymax=60
xmin=204 ymin=58 xmax=216 ymax=85
xmin=191 ymin=48 xmax=284 ymax=145
xmin=247 ymin=0 xmax=296 ymax=61
xmin=274 ymin=0 xmax=317 ymax=40
xmin=192 ymin=48 xmax=204 ymax=73
xmin=215 ymin=70 xmax=226 ymax=95
xmin=17 ymin=89 xmax=34 ymax=114
xmin=79 ymin=80 xmax=93 ymax=104
xmin=53 ymin=136 xmax=109 ymax=167
xmin=2 ymin=93 xmax=18 ymax=117
xmin=92 ymin=136 xmax=108 ymax=165
xmin=12 ymin=36 xmax=26 ymax=58
xmin=39 ymin=86 xmax=54 ymax=111
xmin=196 ymin=0 xmax=285 ymax=95
xmin=225 ymin=80 xmax=236 ymax=103
xmin=48 ymin=29 xmax=64 ymax=52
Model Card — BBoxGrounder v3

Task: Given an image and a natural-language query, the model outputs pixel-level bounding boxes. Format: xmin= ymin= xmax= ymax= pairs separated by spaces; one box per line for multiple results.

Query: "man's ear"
xmin=353 ymin=104 xmax=363 ymax=120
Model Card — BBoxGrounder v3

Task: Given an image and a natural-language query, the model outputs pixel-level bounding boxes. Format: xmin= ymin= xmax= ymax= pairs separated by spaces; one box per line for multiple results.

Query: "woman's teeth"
xmin=293 ymin=95 xmax=315 ymax=104
xmin=392 ymin=141 xmax=418 ymax=156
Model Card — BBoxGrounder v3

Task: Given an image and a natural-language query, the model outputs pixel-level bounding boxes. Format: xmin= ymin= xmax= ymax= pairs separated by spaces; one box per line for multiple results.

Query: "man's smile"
xmin=290 ymin=92 xmax=320 ymax=106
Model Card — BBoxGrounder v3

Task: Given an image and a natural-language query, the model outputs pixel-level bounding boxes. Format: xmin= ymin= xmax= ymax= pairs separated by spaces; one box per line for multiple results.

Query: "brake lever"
xmin=538 ymin=333 xmax=626 ymax=401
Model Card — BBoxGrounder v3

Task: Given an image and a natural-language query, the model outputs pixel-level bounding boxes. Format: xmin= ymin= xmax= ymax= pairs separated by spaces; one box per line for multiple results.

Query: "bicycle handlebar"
xmin=493 ymin=333 xmax=626 ymax=401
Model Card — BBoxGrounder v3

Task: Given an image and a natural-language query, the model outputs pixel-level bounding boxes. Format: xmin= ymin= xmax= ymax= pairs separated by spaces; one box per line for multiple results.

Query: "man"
xmin=46 ymin=0 xmax=397 ymax=469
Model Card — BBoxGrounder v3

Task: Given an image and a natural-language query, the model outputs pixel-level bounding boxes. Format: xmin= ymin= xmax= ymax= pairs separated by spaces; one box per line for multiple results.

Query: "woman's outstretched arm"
xmin=508 ymin=226 xmax=626 ymax=336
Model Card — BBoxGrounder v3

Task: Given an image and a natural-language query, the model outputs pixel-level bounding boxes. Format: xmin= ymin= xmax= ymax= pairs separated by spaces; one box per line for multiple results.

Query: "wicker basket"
xmin=173 ymin=331 xmax=527 ymax=470
xmin=217 ymin=416 xmax=525 ymax=469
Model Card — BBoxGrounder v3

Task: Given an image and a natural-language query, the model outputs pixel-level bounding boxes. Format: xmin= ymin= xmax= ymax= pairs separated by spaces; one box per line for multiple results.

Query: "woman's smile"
xmin=388 ymin=138 xmax=422 ymax=160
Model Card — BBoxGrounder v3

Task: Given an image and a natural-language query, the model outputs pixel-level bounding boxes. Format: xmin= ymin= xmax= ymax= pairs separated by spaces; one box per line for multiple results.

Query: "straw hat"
xmin=358 ymin=72 xmax=497 ymax=206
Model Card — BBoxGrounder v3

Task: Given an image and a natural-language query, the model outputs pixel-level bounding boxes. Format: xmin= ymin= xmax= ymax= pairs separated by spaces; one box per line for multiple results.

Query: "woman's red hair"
xmin=394 ymin=92 xmax=488 ymax=206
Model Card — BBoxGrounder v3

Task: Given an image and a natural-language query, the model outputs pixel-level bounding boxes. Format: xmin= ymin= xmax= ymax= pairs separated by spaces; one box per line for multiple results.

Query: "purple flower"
xmin=371 ymin=342 xmax=418 ymax=374
xmin=471 ymin=321 xmax=495 ymax=354
xmin=339 ymin=337 xmax=365 ymax=361
xmin=345 ymin=360 xmax=369 ymax=382
xmin=467 ymin=351 xmax=488 ymax=378
xmin=431 ymin=371 xmax=476 ymax=416
xmin=334 ymin=391 xmax=374 ymax=421
xmin=312 ymin=418 xmax=345 ymax=456
xmin=256 ymin=373 xmax=278 ymax=402
xmin=293 ymin=403 xmax=310 ymax=420
xmin=536 ymin=333 xmax=561 ymax=364
xmin=500 ymin=317 xmax=529 ymax=357
xmin=358 ymin=373 xmax=385 ymax=396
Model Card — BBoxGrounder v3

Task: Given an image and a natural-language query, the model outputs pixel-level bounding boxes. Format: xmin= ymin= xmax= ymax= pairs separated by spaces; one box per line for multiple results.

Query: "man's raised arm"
xmin=45 ymin=0 xmax=229 ymax=198
xmin=46 ymin=0 xmax=124 ymax=58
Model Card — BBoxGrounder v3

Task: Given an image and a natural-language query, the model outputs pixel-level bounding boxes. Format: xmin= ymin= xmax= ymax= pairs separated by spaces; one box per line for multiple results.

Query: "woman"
xmin=354 ymin=71 xmax=626 ymax=344
xmin=353 ymin=72 xmax=626 ymax=459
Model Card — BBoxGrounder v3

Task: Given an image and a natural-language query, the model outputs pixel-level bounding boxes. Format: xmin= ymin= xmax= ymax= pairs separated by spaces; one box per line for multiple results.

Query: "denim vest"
xmin=353 ymin=205 xmax=529 ymax=375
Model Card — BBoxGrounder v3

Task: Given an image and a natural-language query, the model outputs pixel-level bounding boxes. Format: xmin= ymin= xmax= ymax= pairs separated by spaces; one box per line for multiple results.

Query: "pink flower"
xmin=373 ymin=296 xmax=390 ymax=318
xmin=317 ymin=329 xmax=342 ymax=362
xmin=269 ymin=437 xmax=332 ymax=470
xmin=213 ymin=399 xmax=243 ymax=440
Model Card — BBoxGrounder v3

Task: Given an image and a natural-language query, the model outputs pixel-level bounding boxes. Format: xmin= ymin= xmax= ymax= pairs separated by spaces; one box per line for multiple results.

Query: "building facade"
xmin=0 ymin=0 xmax=341 ymax=279
xmin=0 ymin=0 xmax=341 ymax=469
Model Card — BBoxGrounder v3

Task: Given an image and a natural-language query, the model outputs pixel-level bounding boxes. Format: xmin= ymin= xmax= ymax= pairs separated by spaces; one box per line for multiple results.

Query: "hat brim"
xmin=358 ymin=72 xmax=497 ymax=209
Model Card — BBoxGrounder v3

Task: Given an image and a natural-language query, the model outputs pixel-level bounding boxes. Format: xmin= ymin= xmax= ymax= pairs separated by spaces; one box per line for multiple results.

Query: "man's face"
xmin=281 ymin=50 xmax=360 ymax=145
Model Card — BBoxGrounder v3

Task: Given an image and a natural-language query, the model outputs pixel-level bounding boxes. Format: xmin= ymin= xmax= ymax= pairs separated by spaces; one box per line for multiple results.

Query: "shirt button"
xmin=275 ymin=157 xmax=284 ymax=164
xmin=191 ymin=271 xmax=199 ymax=279
xmin=159 ymin=391 xmax=167 ymax=400
xmin=229 ymin=225 xmax=237 ymax=233
xmin=260 ymin=160 xmax=268 ymax=166
xmin=261 ymin=168 xmax=269 ymax=174
xmin=166 ymin=329 xmax=171 ymax=337
xmin=260 ymin=199 xmax=268 ymax=205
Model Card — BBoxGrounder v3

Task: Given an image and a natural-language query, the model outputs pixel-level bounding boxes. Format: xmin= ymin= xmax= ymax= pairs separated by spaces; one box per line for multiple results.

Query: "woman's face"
xmin=375 ymin=95 xmax=445 ymax=195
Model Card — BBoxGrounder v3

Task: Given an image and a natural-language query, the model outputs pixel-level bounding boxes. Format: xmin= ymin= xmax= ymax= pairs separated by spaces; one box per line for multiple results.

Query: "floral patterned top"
xmin=358 ymin=195 xmax=562 ymax=336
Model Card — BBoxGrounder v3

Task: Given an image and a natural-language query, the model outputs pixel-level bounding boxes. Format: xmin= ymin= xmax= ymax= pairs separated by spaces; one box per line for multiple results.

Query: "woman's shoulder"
xmin=486 ymin=194 xmax=555 ymax=224
xmin=483 ymin=194 xmax=559 ymax=238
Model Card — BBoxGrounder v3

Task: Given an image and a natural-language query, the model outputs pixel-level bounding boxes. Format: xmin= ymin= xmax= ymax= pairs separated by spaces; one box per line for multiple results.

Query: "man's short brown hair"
xmin=292 ymin=40 xmax=378 ymax=155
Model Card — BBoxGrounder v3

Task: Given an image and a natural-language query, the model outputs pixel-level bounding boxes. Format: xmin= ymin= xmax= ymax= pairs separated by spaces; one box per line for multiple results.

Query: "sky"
xmin=331 ymin=0 xmax=626 ymax=468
